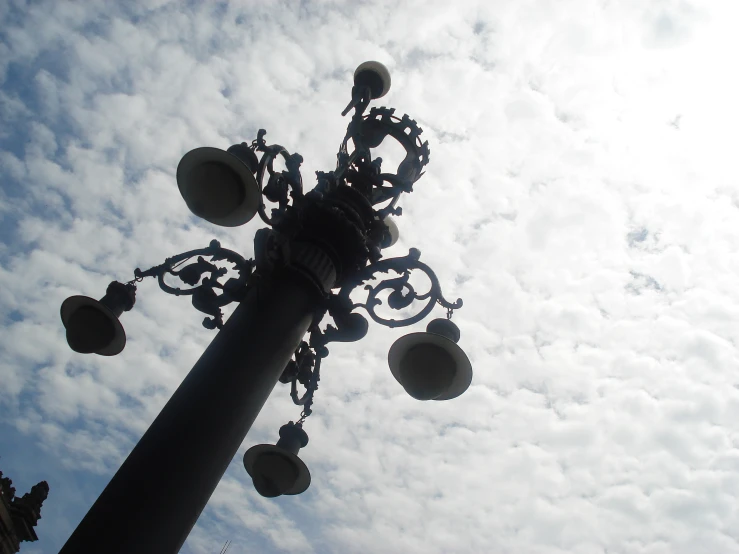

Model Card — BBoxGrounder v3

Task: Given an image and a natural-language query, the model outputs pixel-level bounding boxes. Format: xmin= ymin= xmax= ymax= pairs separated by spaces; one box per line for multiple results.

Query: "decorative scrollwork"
xmin=253 ymin=129 xmax=304 ymax=227
xmin=312 ymin=294 xmax=369 ymax=348
xmin=337 ymin=106 xmax=431 ymax=217
xmin=278 ymin=246 xmax=462 ymax=422
xmin=279 ymin=340 xmax=322 ymax=421
xmin=279 ymin=293 xmax=372 ymax=421
xmin=338 ymin=248 xmax=462 ymax=328
xmin=133 ymin=240 xmax=254 ymax=329
xmin=239 ymin=68 xmax=464 ymax=427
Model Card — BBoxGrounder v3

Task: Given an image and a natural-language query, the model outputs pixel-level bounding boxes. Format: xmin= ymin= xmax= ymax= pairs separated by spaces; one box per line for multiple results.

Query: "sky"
xmin=2 ymin=0 xmax=739 ymax=552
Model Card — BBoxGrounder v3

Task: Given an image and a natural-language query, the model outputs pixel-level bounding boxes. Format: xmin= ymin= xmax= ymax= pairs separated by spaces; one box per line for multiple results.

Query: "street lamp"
xmin=58 ymin=61 xmax=472 ymax=554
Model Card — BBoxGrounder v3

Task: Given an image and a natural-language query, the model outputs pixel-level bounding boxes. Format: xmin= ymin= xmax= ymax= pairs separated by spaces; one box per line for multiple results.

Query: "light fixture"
xmin=60 ymin=281 xmax=135 ymax=356
xmin=354 ymin=61 xmax=391 ymax=99
xmin=388 ymin=318 xmax=472 ymax=400
xmin=243 ymin=422 xmax=311 ymax=498
xmin=176 ymin=144 xmax=261 ymax=227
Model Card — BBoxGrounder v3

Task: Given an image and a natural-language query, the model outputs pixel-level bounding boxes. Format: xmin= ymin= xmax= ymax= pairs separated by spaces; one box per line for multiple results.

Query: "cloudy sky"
xmin=2 ymin=0 xmax=739 ymax=552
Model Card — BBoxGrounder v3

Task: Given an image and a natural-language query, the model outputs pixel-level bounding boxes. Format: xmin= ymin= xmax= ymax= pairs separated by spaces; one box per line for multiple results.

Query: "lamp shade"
xmin=354 ymin=61 xmax=391 ymax=99
xmin=60 ymin=282 xmax=135 ymax=356
xmin=388 ymin=319 xmax=472 ymax=401
xmin=177 ymin=147 xmax=260 ymax=227
xmin=243 ymin=422 xmax=311 ymax=497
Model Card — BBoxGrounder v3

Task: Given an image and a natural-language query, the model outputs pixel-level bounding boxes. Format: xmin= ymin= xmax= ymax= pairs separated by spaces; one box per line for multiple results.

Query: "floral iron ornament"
xmin=341 ymin=247 xmax=462 ymax=328
xmin=59 ymin=61 xmax=473 ymax=499
xmin=132 ymin=240 xmax=253 ymax=330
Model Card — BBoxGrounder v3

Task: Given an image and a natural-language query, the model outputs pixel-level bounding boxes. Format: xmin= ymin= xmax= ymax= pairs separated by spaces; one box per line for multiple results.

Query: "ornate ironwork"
xmin=339 ymin=106 xmax=431 ymax=218
xmin=270 ymin=86 xmax=455 ymax=419
xmin=338 ymin=248 xmax=462 ymax=328
xmin=55 ymin=61 xmax=473 ymax=527
xmin=132 ymin=240 xmax=254 ymax=329
xmin=251 ymin=129 xmax=305 ymax=227
xmin=280 ymin=293 xmax=371 ymax=423
xmin=76 ymin=62 xmax=463 ymax=429
xmin=283 ymin=340 xmax=323 ymax=423
xmin=244 ymin=92 xmax=431 ymax=235
xmin=279 ymin=246 xmax=460 ymax=421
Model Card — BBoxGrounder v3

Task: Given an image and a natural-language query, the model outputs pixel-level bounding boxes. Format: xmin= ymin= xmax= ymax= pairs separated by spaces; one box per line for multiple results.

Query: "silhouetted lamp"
xmin=60 ymin=281 xmax=136 ymax=356
xmin=243 ymin=422 xmax=311 ymax=498
xmin=354 ymin=61 xmax=391 ymax=99
xmin=52 ymin=59 xmax=476 ymax=554
xmin=177 ymin=143 xmax=261 ymax=227
xmin=388 ymin=318 xmax=472 ymax=401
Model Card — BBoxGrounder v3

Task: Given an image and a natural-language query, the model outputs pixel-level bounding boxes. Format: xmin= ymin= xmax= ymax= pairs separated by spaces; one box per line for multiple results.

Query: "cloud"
xmin=2 ymin=0 xmax=739 ymax=553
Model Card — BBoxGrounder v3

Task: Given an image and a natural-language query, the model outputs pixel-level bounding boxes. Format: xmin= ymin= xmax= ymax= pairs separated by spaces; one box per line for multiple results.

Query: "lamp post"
xmin=57 ymin=61 xmax=472 ymax=554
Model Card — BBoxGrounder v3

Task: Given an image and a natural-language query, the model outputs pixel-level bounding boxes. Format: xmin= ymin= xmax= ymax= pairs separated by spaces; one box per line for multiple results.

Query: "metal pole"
xmin=59 ymin=268 xmax=322 ymax=554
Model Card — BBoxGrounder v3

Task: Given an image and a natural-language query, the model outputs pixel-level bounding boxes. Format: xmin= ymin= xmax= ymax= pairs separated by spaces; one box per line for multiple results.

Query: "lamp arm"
xmin=338 ymin=248 xmax=463 ymax=328
xmin=132 ymin=240 xmax=254 ymax=329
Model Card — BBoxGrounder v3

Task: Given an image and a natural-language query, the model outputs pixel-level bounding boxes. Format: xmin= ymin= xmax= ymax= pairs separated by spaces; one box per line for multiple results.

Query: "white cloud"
xmin=2 ymin=0 xmax=739 ymax=553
